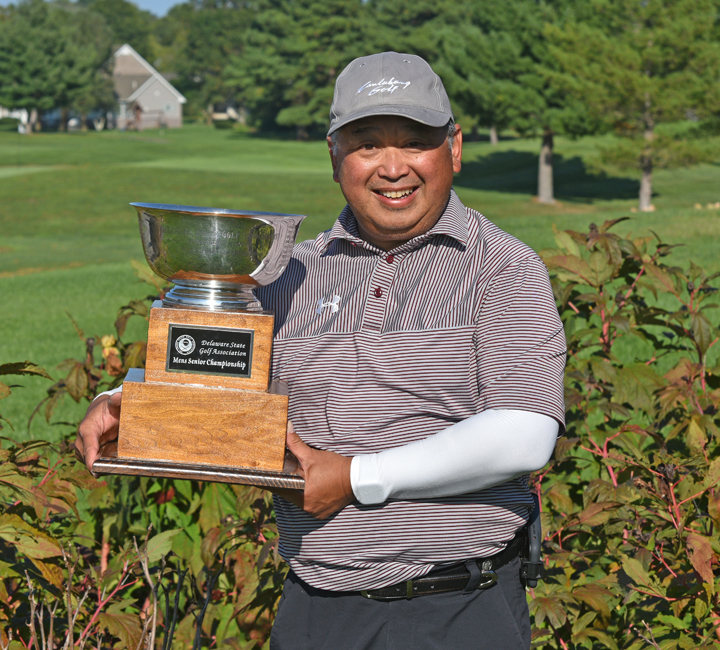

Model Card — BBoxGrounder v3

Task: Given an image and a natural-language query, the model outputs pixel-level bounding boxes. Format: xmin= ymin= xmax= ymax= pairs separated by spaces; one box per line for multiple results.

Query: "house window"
xmin=164 ymin=103 xmax=175 ymax=115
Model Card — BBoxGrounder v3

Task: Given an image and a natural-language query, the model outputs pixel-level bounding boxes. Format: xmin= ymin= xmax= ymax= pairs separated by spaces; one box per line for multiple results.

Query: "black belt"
xmin=359 ymin=534 xmax=524 ymax=600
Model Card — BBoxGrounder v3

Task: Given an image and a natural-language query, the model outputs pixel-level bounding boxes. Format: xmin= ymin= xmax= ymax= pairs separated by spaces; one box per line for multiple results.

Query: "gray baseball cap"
xmin=327 ymin=51 xmax=454 ymax=136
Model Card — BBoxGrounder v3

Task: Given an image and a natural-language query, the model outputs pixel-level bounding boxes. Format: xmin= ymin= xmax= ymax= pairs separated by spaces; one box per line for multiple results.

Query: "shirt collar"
xmin=321 ymin=189 xmax=468 ymax=254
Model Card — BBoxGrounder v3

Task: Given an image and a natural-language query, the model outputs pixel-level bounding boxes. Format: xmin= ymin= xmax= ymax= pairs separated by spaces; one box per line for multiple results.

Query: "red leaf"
xmin=686 ymin=533 xmax=714 ymax=584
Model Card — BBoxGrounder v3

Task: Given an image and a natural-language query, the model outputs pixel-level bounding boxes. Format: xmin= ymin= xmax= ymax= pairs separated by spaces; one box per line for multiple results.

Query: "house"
xmin=113 ymin=44 xmax=186 ymax=130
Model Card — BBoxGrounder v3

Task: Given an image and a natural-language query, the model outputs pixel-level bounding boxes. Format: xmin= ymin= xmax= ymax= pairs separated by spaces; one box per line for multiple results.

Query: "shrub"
xmin=532 ymin=219 xmax=720 ymax=648
xmin=0 ymin=117 xmax=19 ymax=132
xmin=0 ymin=266 xmax=285 ymax=649
xmin=2 ymin=221 xmax=718 ymax=648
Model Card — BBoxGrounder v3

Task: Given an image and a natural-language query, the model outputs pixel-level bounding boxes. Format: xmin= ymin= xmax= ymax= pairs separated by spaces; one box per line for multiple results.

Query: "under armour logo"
xmin=316 ymin=294 xmax=341 ymax=314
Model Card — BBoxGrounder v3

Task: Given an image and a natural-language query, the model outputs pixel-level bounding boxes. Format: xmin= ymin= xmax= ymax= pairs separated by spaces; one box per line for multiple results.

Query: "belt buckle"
xmin=478 ymin=559 xmax=498 ymax=589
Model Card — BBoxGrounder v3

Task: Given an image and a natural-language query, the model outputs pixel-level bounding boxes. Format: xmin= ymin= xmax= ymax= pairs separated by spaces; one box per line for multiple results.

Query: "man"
xmin=76 ymin=52 xmax=566 ymax=649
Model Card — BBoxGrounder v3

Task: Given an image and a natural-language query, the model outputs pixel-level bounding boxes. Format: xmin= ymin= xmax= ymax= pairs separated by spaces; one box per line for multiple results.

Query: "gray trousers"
xmin=269 ymin=557 xmax=531 ymax=650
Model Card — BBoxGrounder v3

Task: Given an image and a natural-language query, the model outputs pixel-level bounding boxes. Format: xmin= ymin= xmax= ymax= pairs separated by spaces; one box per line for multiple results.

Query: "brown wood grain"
xmin=144 ymin=305 xmax=274 ymax=391
xmin=118 ymin=372 xmax=288 ymax=471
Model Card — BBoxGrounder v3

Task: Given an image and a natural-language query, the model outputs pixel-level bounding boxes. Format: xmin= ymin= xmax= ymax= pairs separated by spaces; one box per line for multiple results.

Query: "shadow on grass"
xmin=455 ymin=150 xmax=640 ymax=202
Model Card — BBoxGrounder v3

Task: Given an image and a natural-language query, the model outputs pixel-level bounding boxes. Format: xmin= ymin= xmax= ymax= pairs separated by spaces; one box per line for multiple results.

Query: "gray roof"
xmin=113 ymin=44 xmax=186 ymax=104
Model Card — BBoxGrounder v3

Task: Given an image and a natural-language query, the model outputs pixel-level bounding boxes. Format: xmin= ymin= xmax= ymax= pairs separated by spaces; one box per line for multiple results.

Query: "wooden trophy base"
xmin=93 ymin=303 xmax=303 ymax=489
xmin=93 ymin=437 xmax=304 ymax=489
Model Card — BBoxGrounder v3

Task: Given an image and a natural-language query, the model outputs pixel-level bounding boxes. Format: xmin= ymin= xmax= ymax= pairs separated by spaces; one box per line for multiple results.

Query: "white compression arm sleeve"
xmin=94 ymin=385 xmax=123 ymax=400
xmin=95 ymin=390 xmax=556 ymax=503
xmin=350 ymin=409 xmax=558 ymax=504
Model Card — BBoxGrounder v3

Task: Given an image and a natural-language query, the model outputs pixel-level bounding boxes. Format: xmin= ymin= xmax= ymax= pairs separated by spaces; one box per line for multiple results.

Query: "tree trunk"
xmin=59 ymin=107 xmax=68 ymax=132
xmin=27 ymin=108 xmax=38 ymax=134
xmin=296 ymin=125 xmax=309 ymax=141
xmin=489 ymin=124 xmax=499 ymax=145
xmin=537 ymin=129 xmax=554 ymax=204
xmin=639 ymin=126 xmax=654 ymax=212
xmin=639 ymin=164 xmax=653 ymax=211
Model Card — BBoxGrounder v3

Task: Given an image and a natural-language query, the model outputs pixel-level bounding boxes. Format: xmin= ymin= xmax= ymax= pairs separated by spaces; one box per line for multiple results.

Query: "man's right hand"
xmin=75 ymin=391 xmax=122 ymax=473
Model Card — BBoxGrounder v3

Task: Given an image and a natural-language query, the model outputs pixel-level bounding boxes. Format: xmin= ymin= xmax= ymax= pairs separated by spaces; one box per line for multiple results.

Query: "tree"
xmin=0 ymin=0 xmax=63 ymax=130
xmin=547 ymin=0 xmax=720 ymax=211
xmin=368 ymin=0 xmax=599 ymax=204
xmin=79 ymin=0 xmax=157 ymax=62
xmin=159 ymin=1 xmax=250 ymax=119
xmin=432 ymin=6 xmax=535 ymax=145
xmin=0 ymin=0 xmax=115 ymax=132
xmin=442 ymin=1 xmax=600 ymax=203
xmin=224 ymin=0 xmax=371 ymax=138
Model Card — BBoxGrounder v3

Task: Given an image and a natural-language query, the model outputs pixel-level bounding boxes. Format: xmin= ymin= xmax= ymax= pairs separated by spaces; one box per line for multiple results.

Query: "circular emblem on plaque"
xmin=175 ymin=334 xmax=196 ymax=355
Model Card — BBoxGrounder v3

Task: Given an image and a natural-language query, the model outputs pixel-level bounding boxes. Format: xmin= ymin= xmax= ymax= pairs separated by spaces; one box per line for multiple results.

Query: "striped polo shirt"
xmin=255 ymin=189 xmax=566 ymax=591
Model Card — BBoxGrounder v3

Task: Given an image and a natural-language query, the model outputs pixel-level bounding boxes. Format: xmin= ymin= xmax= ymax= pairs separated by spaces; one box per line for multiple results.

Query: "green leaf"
xmin=575 ymin=501 xmax=618 ymax=527
xmin=599 ymin=217 xmax=630 ymax=233
xmin=130 ymin=258 xmax=166 ymax=292
xmin=532 ymin=595 xmax=568 ymax=629
xmin=145 ymin=528 xmax=181 ymax=562
xmin=64 ymin=362 xmax=88 ymax=402
xmin=553 ymin=228 xmax=581 ymax=257
xmin=0 ymin=464 xmax=34 ymax=493
xmin=201 ymin=527 xmax=225 ymax=567
xmin=0 ymin=361 xmax=53 ymax=380
xmin=123 ymin=342 xmax=146 ymax=371
xmin=572 ymin=583 xmax=614 ymax=619
xmin=0 ymin=559 xmax=21 ymax=579
xmin=43 ymin=391 xmax=62 ymax=423
xmin=612 ymin=364 xmax=664 ymax=412
xmin=656 ymin=613 xmax=685 ymax=630
xmin=686 ymin=417 xmax=708 ymax=454
xmin=97 ymin=612 xmax=143 ymax=650
xmin=590 ymin=358 xmax=617 ymax=384
xmin=704 ymin=457 xmax=720 ymax=490
xmin=691 ymin=312 xmax=715 ymax=357
xmin=621 ymin=555 xmax=666 ymax=598
xmin=571 ymin=611 xmax=597 ymax=634
xmin=0 ymin=514 xmax=62 ymax=559
xmin=114 ymin=312 xmax=132 ymax=339
xmin=200 ymin=484 xmax=224 ymax=533
xmin=543 ymin=253 xmax=594 ymax=285
xmin=28 ymin=557 xmax=64 ymax=590
xmin=588 ymin=250 xmax=615 ymax=285
xmin=126 ymin=299 xmax=149 ymax=318
xmin=695 ymin=597 xmax=708 ymax=619
xmin=644 ymin=263 xmax=679 ymax=297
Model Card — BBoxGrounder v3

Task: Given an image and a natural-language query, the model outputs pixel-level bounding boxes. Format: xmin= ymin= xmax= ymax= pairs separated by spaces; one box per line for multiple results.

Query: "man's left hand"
xmin=277 ymin=422 xmax=355 ymax=519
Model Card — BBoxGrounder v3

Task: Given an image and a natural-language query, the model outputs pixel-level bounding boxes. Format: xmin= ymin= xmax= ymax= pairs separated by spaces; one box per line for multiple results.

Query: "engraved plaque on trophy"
xmin=92 ymin=203 xmax=305 ymax=489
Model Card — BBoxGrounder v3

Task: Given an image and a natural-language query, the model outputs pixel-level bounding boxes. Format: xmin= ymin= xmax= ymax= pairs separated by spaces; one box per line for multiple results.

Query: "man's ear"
xmin=451 ymin=124 xmax=463 ymax=174
xmin=327 ymin=136 xmax=341 ymax=183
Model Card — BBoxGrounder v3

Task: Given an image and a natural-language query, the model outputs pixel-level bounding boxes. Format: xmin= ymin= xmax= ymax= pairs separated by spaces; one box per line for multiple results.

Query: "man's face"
xmin=327 ymin=116 xmax=462 ymax=251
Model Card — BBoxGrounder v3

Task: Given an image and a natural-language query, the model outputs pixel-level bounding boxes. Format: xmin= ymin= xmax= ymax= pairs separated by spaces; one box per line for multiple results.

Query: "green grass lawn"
xmin=2 ymin=124 xmax=720 ymax=441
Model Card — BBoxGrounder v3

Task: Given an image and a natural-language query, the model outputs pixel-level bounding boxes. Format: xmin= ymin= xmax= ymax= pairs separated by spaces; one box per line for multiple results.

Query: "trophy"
xmin=92 ymin=203 xmax=305 ymax=489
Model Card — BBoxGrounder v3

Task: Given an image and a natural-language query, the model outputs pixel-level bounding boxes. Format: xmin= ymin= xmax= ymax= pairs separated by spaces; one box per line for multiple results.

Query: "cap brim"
xmin=327 ymin=105 xmax=452 ymax=136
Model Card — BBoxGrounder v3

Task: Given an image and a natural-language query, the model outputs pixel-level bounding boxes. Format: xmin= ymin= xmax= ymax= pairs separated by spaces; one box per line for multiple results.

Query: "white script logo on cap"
xmin=357 ymin=77 xmax=411 ymax=96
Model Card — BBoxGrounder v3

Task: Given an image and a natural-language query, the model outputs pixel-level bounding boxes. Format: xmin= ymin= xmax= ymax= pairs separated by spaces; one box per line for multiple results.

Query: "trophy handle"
xmin=251 ymin=215 xmax=305 ymax=286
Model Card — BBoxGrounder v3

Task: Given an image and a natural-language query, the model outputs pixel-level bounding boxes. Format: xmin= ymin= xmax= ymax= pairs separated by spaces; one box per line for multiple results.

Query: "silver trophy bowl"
xmin=132 ymin=203 xmax=305 ymax=311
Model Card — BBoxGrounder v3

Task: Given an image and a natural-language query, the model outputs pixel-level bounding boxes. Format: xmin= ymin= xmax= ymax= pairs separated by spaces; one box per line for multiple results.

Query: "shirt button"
xmin=386 ymin=254 xmax=395 ymax=264
xmin=374 ymin=287 xmax=383 ymax=298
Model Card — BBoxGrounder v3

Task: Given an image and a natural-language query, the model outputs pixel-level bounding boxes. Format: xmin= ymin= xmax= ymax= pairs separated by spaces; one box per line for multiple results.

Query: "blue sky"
xmin=0 ymin=0 xmax=184 ymax=17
